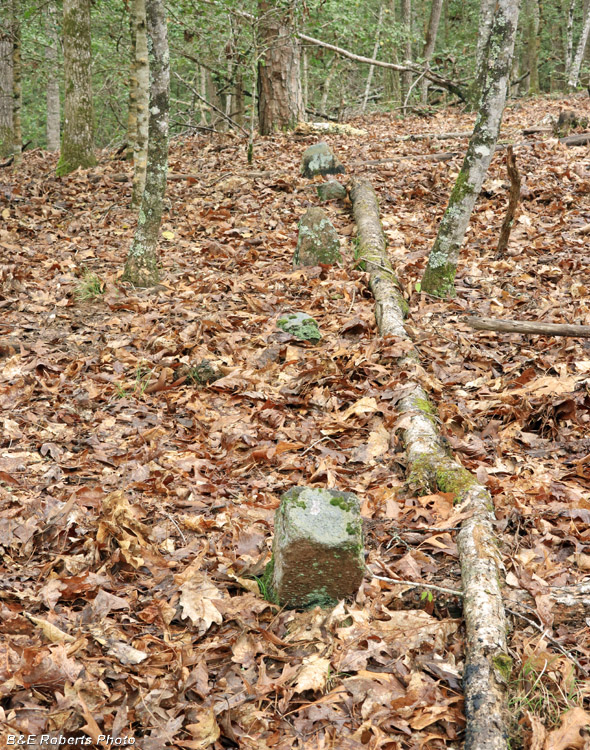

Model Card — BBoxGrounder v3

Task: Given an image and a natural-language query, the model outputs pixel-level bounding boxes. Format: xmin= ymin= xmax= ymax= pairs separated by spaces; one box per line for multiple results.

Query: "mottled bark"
xmin=420 ymin=0 xmax=443 ymax=103
xmin=0 ymin=12 xmax=14 ymax=157
xmin=45 ymin=0 xmax=60 ymax=151
xmin=400 ymin=0 xmax=413 ymax=110
xmin=131 ymin=0 xmax=149 ymax=208
xmin=384 ymin=0 xmax=401 ymax=104
xmin=126 ymin=11 xmax=137 ymax=160
xmin=122 ymin=0 xmax=169 ymax=287
xmin=568 ymin=0 xmax=590 ymax=89
xmin=421 ymin=0 xmax=521 ymax=298
xmin=56 ymin=0 xmax=96 ymax=176
xmin=565 ymin=0 xmax=576 ymax=80
xmin=470 ymin=0 xmax=496 ymax=105
xmin=257 ymin=0 xmax=304 ymax=134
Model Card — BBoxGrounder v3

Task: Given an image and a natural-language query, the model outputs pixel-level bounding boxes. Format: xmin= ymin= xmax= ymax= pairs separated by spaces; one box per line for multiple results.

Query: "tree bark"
xmin=400 ymin=0 xmax=413 ymax=112
xmin=496 ymin=146 xmax=520 ymax=254
xmin=421 ymin=0 xmax=521 ymax=298
xmin=126 ymin=10 xmax=138 ymax=160
xmin=384 ymin=0 xmax=401 ymax=104
xmin=525 ymin=0 xmax=540 ymax=93
xmin=0 ymin=7 xmax=14 ymax=158
xmin=471 ymin=0 xmax=496 ymax=106
xmin=257 ymin=0 xmax=304 ymax=135
xmin=420 ymin=0 xmax=443 ymax=103
xmin=122 ymin=0 xmax=169 ymax=287
xmin=131 ymin=0 xmax=149 ymax=209
xmin=56 ymin=0 xmax=96 ymax=176
xmin=568 ymin=0 xmax=590 ymax=89
xmin=565 ymin=0 xmax=576 ymax=81
xmin=45 ymin=0 xmax=60 ymax=151
xmin=464 ymin=316 xmax=590 ymax=337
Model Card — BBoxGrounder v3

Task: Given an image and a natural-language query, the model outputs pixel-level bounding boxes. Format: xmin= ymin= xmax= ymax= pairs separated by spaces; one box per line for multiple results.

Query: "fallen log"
xmin=464 ymin=316 xmax=590 ymax=338
xmin=349 ymin=175 xmax=510 ymax=750
xmin=560 ymin=131 xmax=590 ymax=147
xmin=357 ymin=152 xmax=458 ymax=166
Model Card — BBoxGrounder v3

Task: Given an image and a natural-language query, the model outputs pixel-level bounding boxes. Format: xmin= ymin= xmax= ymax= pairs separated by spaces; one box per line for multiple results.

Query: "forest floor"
xmin=1 ymin=94 xmax=590 ymax=750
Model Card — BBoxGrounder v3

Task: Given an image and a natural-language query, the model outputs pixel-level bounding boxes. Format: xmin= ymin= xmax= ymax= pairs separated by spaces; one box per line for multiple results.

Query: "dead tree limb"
xmin=560 ymin=131 xmax=590 ymax=146
xmin=464 ymin=316 xmax=590 ymax=338
xmin=349 ymin=175 xmax=510 ymax=750
xmin=298 ymin=32 xmax=467 ymax=101
xmin=496 ymin=146 xmax=521 ymax=255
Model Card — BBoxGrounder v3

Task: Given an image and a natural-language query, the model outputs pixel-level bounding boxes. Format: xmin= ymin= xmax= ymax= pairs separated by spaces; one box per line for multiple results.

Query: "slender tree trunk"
xmin=56 ymin=0 xmax=96 ymax=176
xmin=234 ymin=67 xmax=245 ymax=126
xmin=0 ymin=8 xmax=15 ymax=158
xmin=421 ymin=0 xmax=521 ymax=298
xmin=198 ymin=66 xmax=208 ymax=126
xmin=257 ymin=0 xmax=304 ymax=134
xmin=362 ymin=5 xmax=384 ymax=113
xmin=126 ymin=12 xmax=137 ymax=160
xmin=122 ymin=0 xmax=169 ymax=287
xmin=131 ymin=0 xmax=149 ymax=208
xmin=302 ymin=47 xmax=308 ymax=111
xmin=565 ymin=0 xmax=576 ymax=82
xmin=420 ymin=0 xmax=443 ymax=103
xmin=400 ymin=0 xmax=413 ymax=110
xmin=526 ymin=0 xmax=540 ymax=93
xmin=568 ymin=0 xmax=590 ymax=88
xmin=320 ymin=60 xmax=339 ymax=113
xmin=46 ymin=0 xmax=60 ymax=151
xmin=11 ymin=0 xmax=21 ymax=163
xmin=470 ymin=0 xmax=496 ymax=106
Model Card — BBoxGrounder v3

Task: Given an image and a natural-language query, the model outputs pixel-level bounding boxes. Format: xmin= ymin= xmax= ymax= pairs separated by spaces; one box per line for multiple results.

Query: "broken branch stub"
xmin=270 ymin=487 xmax=365 ymax=609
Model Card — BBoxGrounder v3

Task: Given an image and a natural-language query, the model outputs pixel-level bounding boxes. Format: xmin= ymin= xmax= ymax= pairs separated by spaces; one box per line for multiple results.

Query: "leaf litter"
xmin=1 ymin=95 xmax=590 ymax=748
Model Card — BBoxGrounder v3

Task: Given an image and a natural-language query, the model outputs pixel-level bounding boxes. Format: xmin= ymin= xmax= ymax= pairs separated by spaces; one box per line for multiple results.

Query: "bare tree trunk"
xmin=565 ymin=0 xmax=576 ymax=79
xmin=400 ymin=0 xmax=413 ymax=111
xmin=470 ymin=0 xmax=496 ymax=105
xmin=320 ymin=59 xmax=338 ymax=113
xmin=45 ymin=0 xmax=60 ymax=151
xmin=198 ymin=66 xmax=208 ymax=126
xmin=526 ymin=0 xmax=540 ymax=93
xmin=257 ymin=0 xmax=304 ymax=134
xmin=0 ymin=8 xmax=14 ymax=158
xmin=421 ymin=0 xmax=521 ymax=298
xmin=11 ymin=0 xmax=21 ymax=164
xmin=568 ymin=0 xmax=590 ymax=88
xmin=56 ymin=0 xmax=95 ymax=176
xmin=122 ymin=0 xmax=169 ymax=287
xmin=126 ymin=11 xmax=137 ymax=160
xmin=420 ymin=0 xmax=443 ymax=103
xmin=362 ymin=5 xmax=384 ymax=113
xmin=384 ymin=0 xmax=401 ymax=104
xmin=302 ymin=47 xmax=308 ymax=111
xmin=234 ymin=67 xmax=245 ymax=126
xmin=131 ymin=0 xmax=149 ymax=209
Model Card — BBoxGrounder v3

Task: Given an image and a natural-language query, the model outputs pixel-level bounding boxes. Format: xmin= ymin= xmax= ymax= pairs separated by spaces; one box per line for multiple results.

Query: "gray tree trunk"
xmin=420 ymin=0 xmax=443 ymax=103
xmin=568 ymin=0 xmax=590 ymax=88
xmin=257 ymin=0 xmax=304 ymax=134
xmin=56 ymin=0 xmax=96 ymax=175
xmin=362 ymin=4 xmax=384 ymax=113
xmin=400 ymin=0 xmax=413 ymax=111
xmin=131 ymin=0 xmax=149 ymax=208
xmin=565 ymin=0 xmax=576 ymax=79
xmin=525 ymin=0 xmax=540 ymax=93
xmin=0 ymin=8 xmax=14 ymax=158
xmin=421 ymin=0 xmax=521 ymax=298
xmin=470 ymin=0 xmax=496 ymax=105
xmin=45 ymin=0 xmax=60 ymax=151
xmin=122 ymin=0 xmax=169 ymax=287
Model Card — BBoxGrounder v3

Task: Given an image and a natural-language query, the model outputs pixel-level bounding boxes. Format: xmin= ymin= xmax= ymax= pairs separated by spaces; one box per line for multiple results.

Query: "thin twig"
xmin=172 ymin=71 xmax=249 ymax=136
xmin=163 ymin=511 xmax=187 ymax=545
xmin=372 ymin=574 xmax=463 ymax=597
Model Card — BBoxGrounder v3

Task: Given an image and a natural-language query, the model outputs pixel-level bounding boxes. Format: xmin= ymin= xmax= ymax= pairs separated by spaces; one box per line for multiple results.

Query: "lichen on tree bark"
xmin=122 ymin=0 xmax=169 ymax=288
xmin=420 ymin=0 xmax=521 ymax=298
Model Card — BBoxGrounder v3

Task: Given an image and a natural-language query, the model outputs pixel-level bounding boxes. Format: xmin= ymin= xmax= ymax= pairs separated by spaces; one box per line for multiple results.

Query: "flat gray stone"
xmin=317 ymin=180 xmax=347 ymax=202
xmin=276 ymin=312 xmax=321 ymax=343
xmin=270 ymin=487 xmax=365 ymax=609
xmin=294 ymin=207 xmax=341 ymax=267
xmin=301 ymin=142 xmax=345 ymax=178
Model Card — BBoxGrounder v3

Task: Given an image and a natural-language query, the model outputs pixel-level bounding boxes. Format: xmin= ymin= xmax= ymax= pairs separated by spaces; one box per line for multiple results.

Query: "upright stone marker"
xmin=301 ymin=142 xmax=345 ymax=178
xmin=294 ymin=207 xmax=341 ymax=267
xmin=270 ymin=487 xmax=365 ymax=608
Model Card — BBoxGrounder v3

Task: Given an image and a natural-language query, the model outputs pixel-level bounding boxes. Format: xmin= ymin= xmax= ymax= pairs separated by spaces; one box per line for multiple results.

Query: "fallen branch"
xmin=464 ymin=316 xmax=590 ymax=338
xmin=349 ymin=175 xmax=510 ymax=750
xmin=297 ymin=32 xmax=467 ymax=101
xmin=496 ymin=145 xmax=521 ymax=255
xmin=560 ymin=131 xmax=590 ymax=146
xmin=356 ymin=152 xmax=458 ymax=167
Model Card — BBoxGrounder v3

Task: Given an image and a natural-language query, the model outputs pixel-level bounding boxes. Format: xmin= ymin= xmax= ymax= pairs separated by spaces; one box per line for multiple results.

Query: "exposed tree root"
xmin=349 ymin=176 xmax=510 ymax=750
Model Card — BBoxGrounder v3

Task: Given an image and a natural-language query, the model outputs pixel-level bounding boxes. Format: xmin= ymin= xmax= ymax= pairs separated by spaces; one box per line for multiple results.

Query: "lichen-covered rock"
xmin=277 ymin=312 xmax=321 ymax=343
xmin=301 ymin=142 xmax=345 ymax=178
xmin=294 ymin=207 xmax=341 ymax=267
xmin=270 ymin=487 xmax=364 ymax=608
xmin=317 ymin=180 xmax=347 ymax=202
